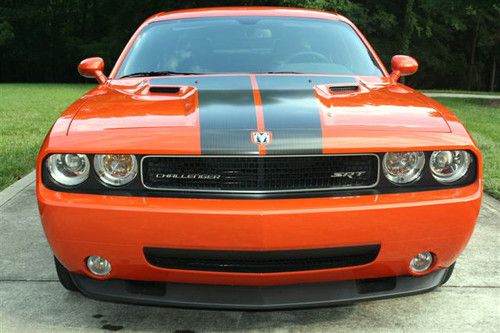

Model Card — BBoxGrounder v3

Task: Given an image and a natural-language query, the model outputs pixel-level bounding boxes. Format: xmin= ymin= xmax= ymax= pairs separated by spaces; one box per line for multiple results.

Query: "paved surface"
xmin=423 ymin=92 xmax=500 ymax=99
xmin=1 ymin=173 xmax=499 ymax=332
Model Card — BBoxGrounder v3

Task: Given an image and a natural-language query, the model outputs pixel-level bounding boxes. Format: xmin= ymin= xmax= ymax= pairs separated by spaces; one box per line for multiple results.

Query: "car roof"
xmin=146 ymin=7 xmax=349 ymax=24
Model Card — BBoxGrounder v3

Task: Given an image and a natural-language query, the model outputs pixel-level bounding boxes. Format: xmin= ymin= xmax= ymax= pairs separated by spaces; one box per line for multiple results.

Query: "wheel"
xmin=440 ymin=262 xmax=456 ymax=286
xmin=54 ymin=256 xmax=78 ymax=291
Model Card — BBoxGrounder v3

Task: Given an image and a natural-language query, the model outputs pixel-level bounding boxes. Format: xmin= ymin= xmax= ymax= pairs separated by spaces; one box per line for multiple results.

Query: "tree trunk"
xmin=401 ymin=0 xmax=415 ymax=55
xmin=401 ymin=0 xmax=415 ymax=85
xmin=467 ymin=19 xmax=480 ymax=90
xmin=490 ymin=54 xmax=497 ymax=92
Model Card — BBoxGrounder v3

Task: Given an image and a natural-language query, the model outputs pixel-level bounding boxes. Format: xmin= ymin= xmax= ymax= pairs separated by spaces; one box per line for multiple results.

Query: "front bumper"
xmin=38 ymin=178 xmax=481 ymax=287
xmin=70 ymin=267 xmax=452 ymax=309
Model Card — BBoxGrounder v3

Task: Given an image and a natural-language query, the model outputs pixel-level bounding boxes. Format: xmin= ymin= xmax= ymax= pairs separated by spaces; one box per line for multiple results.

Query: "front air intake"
xmin=144 ymin=245 xmax=381 ymax=273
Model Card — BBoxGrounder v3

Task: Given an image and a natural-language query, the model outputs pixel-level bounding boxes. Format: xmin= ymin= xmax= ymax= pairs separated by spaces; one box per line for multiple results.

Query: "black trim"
xmin=42 ymin=151 xmax=478 ymax=199
xmin=143 ymin=245 xmax=380 ymax=273
xmin=69 ymin=268 xmax=451 ymax=310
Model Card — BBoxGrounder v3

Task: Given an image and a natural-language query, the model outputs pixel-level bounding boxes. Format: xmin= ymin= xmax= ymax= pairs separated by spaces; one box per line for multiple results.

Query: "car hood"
xmin=67 ymin=75 xmax=452 ymax=155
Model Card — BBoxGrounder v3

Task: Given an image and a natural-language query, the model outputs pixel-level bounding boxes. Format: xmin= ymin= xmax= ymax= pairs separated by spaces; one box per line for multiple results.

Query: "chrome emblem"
xmin=331 ymin=171 xmax=366 ymax=179
xmin=154 ymin=174 xmax=221 ymax=180
xmin=251 ymin=131 xmax=272 ymax=145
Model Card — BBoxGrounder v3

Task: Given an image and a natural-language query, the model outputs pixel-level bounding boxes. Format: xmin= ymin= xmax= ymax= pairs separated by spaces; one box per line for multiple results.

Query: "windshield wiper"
xmin=120 ymin=71 xmax=305 ymax=78
xmin=119 ymin=71 xmax=203 ymax=79
xmin=255 ymin=71 xmax=305 ymax=74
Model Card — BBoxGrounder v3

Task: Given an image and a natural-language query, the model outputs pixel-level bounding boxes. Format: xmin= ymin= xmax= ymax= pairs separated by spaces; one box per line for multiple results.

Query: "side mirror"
xmin=78 ymin=57 xmax=107 ymax=84
xmin=390 ymin=55 xmax=418 ymax=82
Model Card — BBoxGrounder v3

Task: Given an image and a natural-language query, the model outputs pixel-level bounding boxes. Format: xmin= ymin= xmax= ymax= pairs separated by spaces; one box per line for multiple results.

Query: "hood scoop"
xmin=314 ymin=82 xmax=365 ymax=106
xmin=138 ymin=83 xmax=197 ymax=101
xmin=329 ymin=84 xmax=360 ymax=93
xmin=147 ymin=85 xmax=196 ymax=97
xmin=149 ymin=86 xmax=181 ymax=94
xmin=146 ymin=78 xmax=195 ymax=97
xmin=125 ymin=83 xmax=199 ymax=115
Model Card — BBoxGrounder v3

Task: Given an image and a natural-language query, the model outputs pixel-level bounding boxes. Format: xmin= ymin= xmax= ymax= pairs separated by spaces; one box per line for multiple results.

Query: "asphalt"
xmin=1 ymin=173 xmax=499 ymax=332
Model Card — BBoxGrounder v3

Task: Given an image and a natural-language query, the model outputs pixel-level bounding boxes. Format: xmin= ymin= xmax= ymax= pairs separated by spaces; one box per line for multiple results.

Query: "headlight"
xmin=47 ymin=154 xmax=90 ymax=186
xmin=94 ymin=154 xmax=138 ymax=186
xmin=382 ymin=152 xmax=425 ymax=185
xmin=430 ymin=150 xmax=471 ymax=184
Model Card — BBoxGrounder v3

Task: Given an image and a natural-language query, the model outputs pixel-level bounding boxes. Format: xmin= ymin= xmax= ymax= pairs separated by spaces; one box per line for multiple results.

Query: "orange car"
xmin=37 ymin=7 xmax=482 ymax=309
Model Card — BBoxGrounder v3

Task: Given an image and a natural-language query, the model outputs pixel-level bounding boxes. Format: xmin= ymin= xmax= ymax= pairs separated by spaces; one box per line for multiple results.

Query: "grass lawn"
xmin=0 ymin=84 xmax=93 ymax=190
xmin=435 ymin=98 xmax=500 ymax=199
xmin=422 ymin=90 xmax=500 ymax=96
xmin=0 ymin=84 xmax=499 ymax=199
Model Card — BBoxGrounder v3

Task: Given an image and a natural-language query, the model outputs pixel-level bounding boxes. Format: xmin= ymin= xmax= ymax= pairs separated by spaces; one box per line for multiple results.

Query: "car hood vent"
xmin=329 ymin=85 xmax=360 ymax=93
xmin=149 ymin=86 xmax=181 ymax=94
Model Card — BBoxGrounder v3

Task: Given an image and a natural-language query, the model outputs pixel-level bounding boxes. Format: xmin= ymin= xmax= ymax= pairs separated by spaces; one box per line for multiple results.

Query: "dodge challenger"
xmin=37 ymin=7 xmax=482 ymax=309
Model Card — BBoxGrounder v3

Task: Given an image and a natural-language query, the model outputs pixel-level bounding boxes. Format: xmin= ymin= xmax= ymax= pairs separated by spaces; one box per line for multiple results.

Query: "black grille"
xmin=144 ymin=245 xmax=380 ymax=273
xmin=141 ymin=155 xmax=379 ymax=194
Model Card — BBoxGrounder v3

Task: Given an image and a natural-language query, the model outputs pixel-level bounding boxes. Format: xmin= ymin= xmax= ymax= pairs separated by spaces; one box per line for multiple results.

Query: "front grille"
xmin=141 ymin=155 xmax=379 ymax=194
xmin=144 ymin=245 xmax=380 ymax=273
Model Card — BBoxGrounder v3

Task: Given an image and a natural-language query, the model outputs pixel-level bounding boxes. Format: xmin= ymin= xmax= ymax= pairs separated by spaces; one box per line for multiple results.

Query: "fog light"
xmin=86 ymin=256 xmax=111 ymax=276
xmin=409 ymin=252 xmax=433 ymax=273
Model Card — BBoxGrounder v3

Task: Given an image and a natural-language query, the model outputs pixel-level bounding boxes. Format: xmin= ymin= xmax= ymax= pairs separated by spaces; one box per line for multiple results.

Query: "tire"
xmin=54 ymin=256 xmax=79 ymax=291
xmin=440 ymin=262 xmax=456 ymax=286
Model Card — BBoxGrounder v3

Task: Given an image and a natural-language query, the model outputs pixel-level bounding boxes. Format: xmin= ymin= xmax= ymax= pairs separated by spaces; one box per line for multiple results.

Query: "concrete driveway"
xmin=1 ymin=172 xmax=499 ymax=332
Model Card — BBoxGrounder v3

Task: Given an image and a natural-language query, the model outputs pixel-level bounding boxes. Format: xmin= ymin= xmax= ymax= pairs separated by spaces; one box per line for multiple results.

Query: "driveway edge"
xmin=0 ymin=170 xmax=36 ymax=207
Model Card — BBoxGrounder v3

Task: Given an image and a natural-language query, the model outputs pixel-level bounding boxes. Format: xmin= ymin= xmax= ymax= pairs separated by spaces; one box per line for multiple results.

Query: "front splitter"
xmin=70 ymin=268 xmax=450 ymax=310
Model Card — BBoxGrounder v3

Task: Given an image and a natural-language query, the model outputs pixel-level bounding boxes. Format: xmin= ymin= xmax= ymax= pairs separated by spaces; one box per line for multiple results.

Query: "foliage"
xmin=0 ymin=0 xmax=498 ymax=91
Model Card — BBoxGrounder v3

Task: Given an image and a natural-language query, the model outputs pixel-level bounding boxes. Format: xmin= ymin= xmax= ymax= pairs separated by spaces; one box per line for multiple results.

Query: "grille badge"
xmin=251 ymin=131 xmax=272 ymax=145
xmin=154 ymin=174 xmax=221 ymax=180
xmin=331 ymin=171 xmax=367 ymax=179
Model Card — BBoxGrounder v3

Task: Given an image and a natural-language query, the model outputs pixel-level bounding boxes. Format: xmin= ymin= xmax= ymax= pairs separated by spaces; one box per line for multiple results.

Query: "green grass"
xmin=0 ymin=85 xmax=498 ymax=199
xmin=0 ymin=84 xmax=93 ymax=190
xmin=435 ymin=98 xmax=500 ymax=199
xmin=422 ymin=90 xmax=500 ymax=96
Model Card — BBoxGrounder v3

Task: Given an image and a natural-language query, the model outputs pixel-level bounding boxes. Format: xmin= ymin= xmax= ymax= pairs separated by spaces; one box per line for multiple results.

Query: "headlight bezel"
xmin=382 ymin=151 xmax=426 ymax=185
xmin=42 ymin=153 xmax=142 ymax=191
xmin=93 ymin=154 xmax=138 ymax=187
xmin=379 ymin=150 xmax=476 ymax=188
xmin=46 ymin=153 xmax=90 ymax=186
xmin=429 ymin=150 xmax=472 ymax=184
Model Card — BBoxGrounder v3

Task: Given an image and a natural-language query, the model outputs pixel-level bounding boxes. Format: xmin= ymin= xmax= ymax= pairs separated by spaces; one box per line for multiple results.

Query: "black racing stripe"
xmin=257 ymin=76 xmax=357 ymax=155
xmin=149 ymin=77 xmax=257 ymax=155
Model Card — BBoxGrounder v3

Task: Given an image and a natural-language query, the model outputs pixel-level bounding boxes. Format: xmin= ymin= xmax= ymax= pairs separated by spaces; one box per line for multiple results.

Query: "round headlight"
xmin=383 ymin=152 xmax=425 ymax=185
xmin=430 ymin=150 xmax=471 ymax=184
xmin=94 ymin=154 xmax=138 ymax=186
xmin=47 ymin=154 xmax=90 ymax=186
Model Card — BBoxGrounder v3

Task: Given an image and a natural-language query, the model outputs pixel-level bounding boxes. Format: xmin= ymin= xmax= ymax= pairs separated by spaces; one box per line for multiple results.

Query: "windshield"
xmin=116 ymin=16 xmax=383 ymax=78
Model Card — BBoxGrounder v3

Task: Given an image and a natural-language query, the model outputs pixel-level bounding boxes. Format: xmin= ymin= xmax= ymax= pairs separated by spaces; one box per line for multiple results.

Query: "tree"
xmin=0 ymin=0 xmax=497 ymax=90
